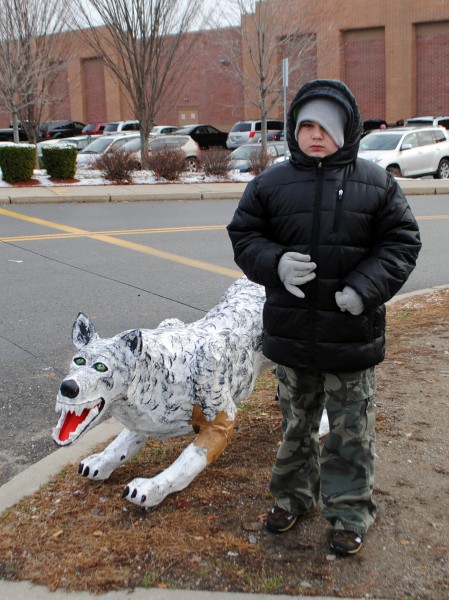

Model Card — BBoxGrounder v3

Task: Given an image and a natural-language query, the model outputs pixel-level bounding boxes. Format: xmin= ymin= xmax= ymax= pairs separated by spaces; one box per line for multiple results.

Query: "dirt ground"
xmin=0 ymin=289 xmax=448 ymax=599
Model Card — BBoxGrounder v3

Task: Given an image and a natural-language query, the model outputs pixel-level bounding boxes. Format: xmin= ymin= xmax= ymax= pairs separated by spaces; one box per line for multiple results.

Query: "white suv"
xmin=226 ymin=119 xmax=284 ymax=149
xmin=405 ymin=116 xmax=449 ymax=130
xmin=103 ymin=120 xmax=140 ymax=135
xmin=358 ymin=126 xmax=449 ymax=179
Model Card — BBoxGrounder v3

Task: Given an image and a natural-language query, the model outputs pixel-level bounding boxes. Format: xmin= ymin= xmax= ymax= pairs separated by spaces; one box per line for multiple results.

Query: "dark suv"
xmin=38 ymin=120 xmax=85 ymax=141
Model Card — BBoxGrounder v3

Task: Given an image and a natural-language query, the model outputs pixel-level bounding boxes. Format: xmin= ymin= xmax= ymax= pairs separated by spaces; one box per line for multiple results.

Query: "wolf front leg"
xmin=78 ymin=428 xmax=147 ymax=480
xmin=123 ymin=408 xmax=235 ymax=509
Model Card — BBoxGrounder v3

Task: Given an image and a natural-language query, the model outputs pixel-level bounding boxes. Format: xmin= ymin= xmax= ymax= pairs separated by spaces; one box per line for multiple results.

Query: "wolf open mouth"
xmin=53 ymin=399 xmax=105 ymax=445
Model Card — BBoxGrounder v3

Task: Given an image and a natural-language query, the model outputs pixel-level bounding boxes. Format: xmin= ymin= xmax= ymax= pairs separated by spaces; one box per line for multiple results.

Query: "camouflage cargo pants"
xmin=270 ymin=365 xmax=377 ymax=534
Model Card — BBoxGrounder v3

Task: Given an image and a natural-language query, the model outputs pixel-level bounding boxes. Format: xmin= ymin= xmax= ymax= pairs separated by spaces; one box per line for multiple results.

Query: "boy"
xmin=227 ymin=79 xmax=421 ymax=555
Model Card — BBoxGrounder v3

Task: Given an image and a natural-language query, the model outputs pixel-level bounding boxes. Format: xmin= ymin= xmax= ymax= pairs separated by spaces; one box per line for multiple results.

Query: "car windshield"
xmin=80 ymin=137 xmax=114 ymax=153
xmin=231 ymin=122 xmax=252 ymax=133
xmin=149 ymin=136 xmax=187 ymax=149
xmin=232 ymin=145 xmax=264 ymax=159
xmin=104 ymin=123 xmax=119 ymax=133
xmin=359 ymin=133 xmax=403 ymax=151
xmin=174 ymin=126 xmax=193 ymax=134
xmin=122 ymin=138 xmax=141 ymax=152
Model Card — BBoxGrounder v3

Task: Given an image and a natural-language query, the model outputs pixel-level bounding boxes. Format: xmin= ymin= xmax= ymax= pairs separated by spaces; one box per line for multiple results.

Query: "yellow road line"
xmin=0 ymin=208 xmax=241 ymax=279
xmin=0 ymin=225 xmax=226 ymax=243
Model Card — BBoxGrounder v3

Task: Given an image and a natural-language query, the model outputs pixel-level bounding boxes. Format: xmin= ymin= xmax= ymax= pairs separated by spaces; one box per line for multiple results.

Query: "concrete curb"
xmin=0 ymin=580 xmax=372 ymax=600
xmin=0 ymin=182 xmax=247 ymax=205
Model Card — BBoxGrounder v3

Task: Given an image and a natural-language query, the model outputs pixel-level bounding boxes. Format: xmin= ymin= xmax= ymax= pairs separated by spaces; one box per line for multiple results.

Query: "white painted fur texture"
xmin=52 ymin=277 xmax=329 ymax=509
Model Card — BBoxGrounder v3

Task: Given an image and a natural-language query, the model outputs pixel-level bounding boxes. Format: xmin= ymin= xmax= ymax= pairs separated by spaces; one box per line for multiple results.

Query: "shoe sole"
xmin=266 ymin=515 xmax=298 ymax=534
xmin=330 ymin=539 xmax=363 ymax=555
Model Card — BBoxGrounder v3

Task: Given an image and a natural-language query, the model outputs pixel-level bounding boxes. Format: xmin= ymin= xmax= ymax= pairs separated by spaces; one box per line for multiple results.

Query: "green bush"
xmin=0 ymin=144 xmax=35 ymax=183
xmin=42 ymin=145 xmax=77 ymax=179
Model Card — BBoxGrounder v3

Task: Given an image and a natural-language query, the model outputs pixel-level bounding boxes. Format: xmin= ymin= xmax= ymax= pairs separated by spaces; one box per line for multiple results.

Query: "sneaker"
xmin=330 ymin=529 xmax=364 ymax=555
xmin=266 ymin=505 xmax=298 ymax=533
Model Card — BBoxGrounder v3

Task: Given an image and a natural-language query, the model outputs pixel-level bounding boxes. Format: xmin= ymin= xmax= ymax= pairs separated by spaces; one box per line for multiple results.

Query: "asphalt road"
xmin=0 ymin=195 xmax=448 ymax=485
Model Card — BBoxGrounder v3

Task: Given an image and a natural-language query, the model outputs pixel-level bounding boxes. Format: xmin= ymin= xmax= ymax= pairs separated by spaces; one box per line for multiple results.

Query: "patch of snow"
xmin=0 ymin=168 xmax=253 ymax=187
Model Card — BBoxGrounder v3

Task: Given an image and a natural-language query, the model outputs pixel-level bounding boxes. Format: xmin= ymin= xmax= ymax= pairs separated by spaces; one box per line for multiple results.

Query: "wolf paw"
xmin=78 ymin=453 xmax=115 ymax=480
xmin=122 ymin=477 xmax=168 ymax=509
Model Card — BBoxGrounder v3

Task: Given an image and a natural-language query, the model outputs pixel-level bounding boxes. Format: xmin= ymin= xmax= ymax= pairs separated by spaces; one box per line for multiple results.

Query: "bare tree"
xmin=0 ymin=0 xmax=72 ymax=144
xmin=70 ymin=0 xmax=206 ymax=170
xmin=214 ymin=0 xmax=333 ymax=148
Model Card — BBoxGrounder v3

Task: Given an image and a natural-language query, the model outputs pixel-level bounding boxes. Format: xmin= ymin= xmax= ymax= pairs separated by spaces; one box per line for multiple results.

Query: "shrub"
xmin=147 ymin=146 xmax=186 ymax=181
xmin=248 ymin=147 xmax=273 ymax=174
xmin=0 ymin=144 xmax=35 ymax=183
xmin=199 ymin=147 xmax=233 ymax=178
xmin=42 ymin=145 xmax=77 ymax=179
xmin=92 ymin=147 xmax=138 ymax=184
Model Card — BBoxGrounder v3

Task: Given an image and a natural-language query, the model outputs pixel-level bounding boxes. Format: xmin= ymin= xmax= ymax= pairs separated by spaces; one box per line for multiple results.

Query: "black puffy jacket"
xmin=227 ymin=79 xmax=422 ymax=371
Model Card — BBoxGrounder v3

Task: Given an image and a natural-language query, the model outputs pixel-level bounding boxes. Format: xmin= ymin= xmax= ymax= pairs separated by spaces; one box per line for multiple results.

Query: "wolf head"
xmin=52 ymin=313 xmax=142 ymax=446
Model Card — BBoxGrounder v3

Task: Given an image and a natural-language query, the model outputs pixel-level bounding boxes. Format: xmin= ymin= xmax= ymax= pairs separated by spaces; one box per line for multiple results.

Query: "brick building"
xmin=1 ymin=0 xmax=448 ymax=130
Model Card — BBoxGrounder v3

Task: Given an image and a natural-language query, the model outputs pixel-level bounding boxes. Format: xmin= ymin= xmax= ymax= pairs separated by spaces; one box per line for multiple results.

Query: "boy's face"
xmin=297 ymin=121 xmax=339 ymax=158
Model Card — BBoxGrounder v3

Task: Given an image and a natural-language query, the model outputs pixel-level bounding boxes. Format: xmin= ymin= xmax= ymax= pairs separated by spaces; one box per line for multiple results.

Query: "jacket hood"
xmin=287 ymin=79 xmax=362 ymax=168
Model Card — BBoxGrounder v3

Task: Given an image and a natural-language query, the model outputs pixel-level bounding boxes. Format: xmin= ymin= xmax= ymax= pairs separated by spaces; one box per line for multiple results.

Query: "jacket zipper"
xmin=310 ymin=161 xmax=323 ymax=366
xmin=333 ymin=188 xmax=343 ymax=232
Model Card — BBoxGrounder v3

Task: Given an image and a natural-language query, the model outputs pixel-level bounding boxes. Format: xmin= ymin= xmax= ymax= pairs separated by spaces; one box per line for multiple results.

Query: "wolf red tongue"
xmin=59 ymin=409 xmax=91 ymax=442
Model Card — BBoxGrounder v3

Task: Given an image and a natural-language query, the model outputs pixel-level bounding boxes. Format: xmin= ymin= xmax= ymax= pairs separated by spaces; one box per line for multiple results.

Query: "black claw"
xmin=83 ymin=466 xmax=90 ymax=477
xmin=131 ymin=489 xmax=137 ymax=498
xmin=122 ymin=486 xmax=130 ymax=498
xmin=140 ymin=495 xmax=146 ymax=504
xmin=78 ymin=463 xmax=83 ymax=474
xmin=93 ymin=470 xmax=98 ymax=477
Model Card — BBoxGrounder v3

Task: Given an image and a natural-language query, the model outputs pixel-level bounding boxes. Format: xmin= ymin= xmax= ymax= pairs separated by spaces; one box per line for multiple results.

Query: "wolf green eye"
xmin=94 ymin=362 xmax=108 ymax=372
xmin=74 ymin=357 xmax=86 ymax=366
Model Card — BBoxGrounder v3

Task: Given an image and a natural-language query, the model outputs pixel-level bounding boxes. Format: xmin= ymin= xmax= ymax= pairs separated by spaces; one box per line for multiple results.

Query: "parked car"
xmin=173 ymin=124 xmax=228 ymax=148
xmin=362 ymin=119 xmax=388 ymax=136
xmin=38 ymin=120 xmax=85 ymax=141
xmin=405 ymin=116 xmax=449 ymax=130
xmin=76 ymin=133 xmax=140 ymax=168
xmin=150 ymin=125 xmax=178 ymax=136
xmin=0 ymin=121 xmax=28 ymax=142
xmin=272 ymin=130 xmax=285 ymax=141
xmin=81 ymin=122 xmax=108 ymax=135
xmin=103 ymin=120 xmax=140 ymax=135
xmin=121 ymin=134 xmax=201 ymax=172
xmin=229 ymin=141 xmax=289 ymax=172
xmin=226 ymin=119 xmax=284 ymax=149
xmin=358 ymin=126 xmax=449 ymax=178
xmin=37 ymin=135 xmax=101 ymax=159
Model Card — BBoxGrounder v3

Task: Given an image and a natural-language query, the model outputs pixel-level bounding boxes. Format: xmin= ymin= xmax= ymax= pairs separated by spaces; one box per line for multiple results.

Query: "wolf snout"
xmin=60 ymin=379 xmax=80 ymax=399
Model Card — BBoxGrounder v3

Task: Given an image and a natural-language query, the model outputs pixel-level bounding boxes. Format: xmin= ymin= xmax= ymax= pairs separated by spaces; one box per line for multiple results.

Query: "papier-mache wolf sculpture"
xmin=53 ymin=277 xmax=329 ymax=509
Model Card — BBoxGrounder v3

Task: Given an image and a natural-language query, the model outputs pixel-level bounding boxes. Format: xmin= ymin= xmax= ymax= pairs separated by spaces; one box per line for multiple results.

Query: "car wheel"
xmin=386 ymin=165 xmax=402 ymax=177
xmin=436 ymin=158 xmax=449 ymax=179
xmin=185 ymin=157 xmax=198 ymax=173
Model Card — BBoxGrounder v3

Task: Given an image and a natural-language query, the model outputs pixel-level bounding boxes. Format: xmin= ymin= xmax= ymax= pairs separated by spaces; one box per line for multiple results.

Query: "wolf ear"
xmin=72 ymin=313 xmax=99 ymax=349
xmin=119 ymin=330 xmax=143 ymax=356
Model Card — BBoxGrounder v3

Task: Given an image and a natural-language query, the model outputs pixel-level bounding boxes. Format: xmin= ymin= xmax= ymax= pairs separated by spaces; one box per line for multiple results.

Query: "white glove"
xmin=335 ymin=286 xmax=364 ymax=315
xmin=277 ymin=252 xmax=316 ymax=298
